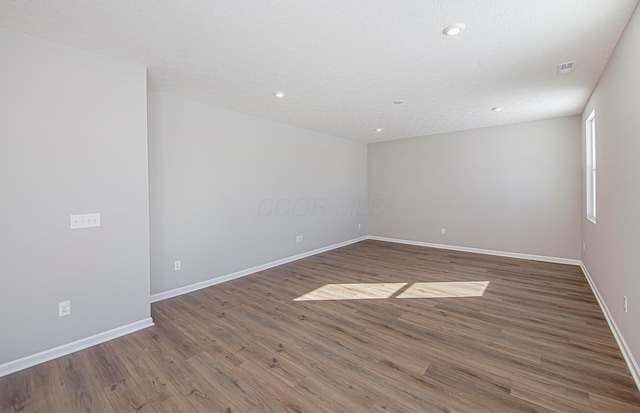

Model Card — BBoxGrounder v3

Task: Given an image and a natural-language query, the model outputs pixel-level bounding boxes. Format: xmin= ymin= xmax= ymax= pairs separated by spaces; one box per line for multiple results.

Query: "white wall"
xmin=148 ymin=90 xmax=368 ymax=296
xmin=0 ymin=27 xmax=150 ymax=367
xmin=368 ymin=116 xmax=582 ymax=260
xmin=581 ymin=3 xmax=640 ymax=369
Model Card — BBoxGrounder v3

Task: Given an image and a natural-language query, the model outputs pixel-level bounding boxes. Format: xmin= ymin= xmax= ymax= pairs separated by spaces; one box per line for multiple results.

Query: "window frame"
xmin=586 ymin=110 xmax=596 ymax=224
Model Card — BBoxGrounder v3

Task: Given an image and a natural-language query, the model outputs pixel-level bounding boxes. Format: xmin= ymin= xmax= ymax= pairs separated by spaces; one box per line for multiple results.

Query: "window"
xmin=586 ymin=110 xmax=596 ymax=223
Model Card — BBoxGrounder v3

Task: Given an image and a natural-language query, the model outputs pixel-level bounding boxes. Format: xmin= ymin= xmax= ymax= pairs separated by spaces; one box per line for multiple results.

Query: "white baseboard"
xmin=150 ymin=236 xmax=368 ymax=303
xmin=0 ymin=317 xmax=154 ymax=378
xmin=368 ymin=236 xmax=581 ymax=266
xmin=5 ymin=237 xmax=636 ymax=396
xmin=580 ymin=263 xmax=640 ymax=391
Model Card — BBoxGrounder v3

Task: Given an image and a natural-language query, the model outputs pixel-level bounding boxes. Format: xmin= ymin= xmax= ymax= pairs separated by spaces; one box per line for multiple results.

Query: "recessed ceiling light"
xmin=375 ymin=128 xmax=383 ymax=132
xmin=492 ymin=106 xmax=504 ymax=112
xmin=443 ymin=23 xmax=465 ymax=36
xmin=393 ymin=100 xmax=405 ymax=105
xmin=274 ymin=91 xmax=285 ymax=98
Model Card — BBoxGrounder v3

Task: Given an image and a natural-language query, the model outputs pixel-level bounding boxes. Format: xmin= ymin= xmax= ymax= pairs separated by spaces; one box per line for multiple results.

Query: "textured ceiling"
xmin=0 ymin=0 xmax=637 ymax=142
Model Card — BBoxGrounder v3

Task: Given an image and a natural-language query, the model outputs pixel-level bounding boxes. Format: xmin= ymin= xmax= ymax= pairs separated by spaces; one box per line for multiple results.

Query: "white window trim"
xmin=586 ymin=110 xmax=596 ymax=224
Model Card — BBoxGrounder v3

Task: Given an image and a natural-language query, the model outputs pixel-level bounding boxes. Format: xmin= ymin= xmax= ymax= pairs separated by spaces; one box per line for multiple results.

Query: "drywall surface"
xmin=0 ymin=27 xmax=150 ymax=364
xmin=148 ymin=90 xmax=367 ymax=295
xmin=368 ymin=116 xmax=581 ymax=260
xmin=581 ymin=3 xmax=640 ymax=368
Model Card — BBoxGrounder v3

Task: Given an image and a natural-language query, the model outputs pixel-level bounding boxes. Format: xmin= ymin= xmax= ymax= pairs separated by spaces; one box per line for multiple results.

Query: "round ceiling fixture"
xmin=274 ymin=91 xmax=285 ymax=98
xmin=492 ymin=106 xmax=504 ymax=112
xmin=375 ymin=128 xmax=383 ymax=132
xmin=443 ymin=23 xmax=465 ymax=36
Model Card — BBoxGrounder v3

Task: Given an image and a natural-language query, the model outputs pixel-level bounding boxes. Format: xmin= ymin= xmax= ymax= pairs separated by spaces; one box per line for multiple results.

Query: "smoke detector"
xmin=557 ymin=61 xmax=576 ymax=75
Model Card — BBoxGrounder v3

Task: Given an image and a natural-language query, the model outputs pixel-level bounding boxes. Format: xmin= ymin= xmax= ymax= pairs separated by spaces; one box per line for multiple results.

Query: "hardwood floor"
xmin=2 ymin=240 xmax=640 ymax=412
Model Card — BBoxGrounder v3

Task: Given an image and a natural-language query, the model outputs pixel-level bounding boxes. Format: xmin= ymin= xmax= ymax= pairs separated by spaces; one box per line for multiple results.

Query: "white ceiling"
xmin=1 ymin=0 xmax=637 ymax=143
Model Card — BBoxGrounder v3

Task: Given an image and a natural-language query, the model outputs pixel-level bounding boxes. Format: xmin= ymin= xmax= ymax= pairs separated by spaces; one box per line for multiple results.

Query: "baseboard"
xmin=0 ymin=317 xmax=154 ymax=378
xmin=150 ymin=236 xmax=368 ymax=303
xmin=368 ymin=236 xmax=582 ymax=266
xmin=580 ymin=263 xmax=640 ymax=391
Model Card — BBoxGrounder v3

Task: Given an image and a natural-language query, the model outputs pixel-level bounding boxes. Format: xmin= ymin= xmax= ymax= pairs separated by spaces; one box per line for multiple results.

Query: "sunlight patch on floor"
xmin=293 ymin=283 xmax=407 ymax=301
xmin=396 ymin=281 xmax=489 ymax=299
xmin=294 ymin=281 xmax=489 ymax=301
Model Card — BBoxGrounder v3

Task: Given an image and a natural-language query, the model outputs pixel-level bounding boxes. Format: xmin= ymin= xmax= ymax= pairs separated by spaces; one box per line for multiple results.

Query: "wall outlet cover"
xmin=59 ymin=300 xmax=71 ymax=317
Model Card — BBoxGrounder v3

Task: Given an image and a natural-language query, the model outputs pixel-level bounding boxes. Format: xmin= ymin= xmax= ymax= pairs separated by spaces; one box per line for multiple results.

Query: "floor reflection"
xmin=293 ymin=283 xmax=407 ymax=301
xmin=294 ymin=281 xmax=489 ymax=301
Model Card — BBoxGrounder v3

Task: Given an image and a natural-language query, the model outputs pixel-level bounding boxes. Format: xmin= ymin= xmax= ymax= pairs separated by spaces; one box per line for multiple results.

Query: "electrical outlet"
xmin=296 ymin=235 xmax=303 ymax=243
xmin=624 ymin=296 xmax=628 ymax=313
xmin=358 ymin=223 xmax=362 ymax=229
xmin=59 ymin=300 xmax=71 ymax=317
xmin=174 ymin=261 xmax=181 ymax=271
xmin=441 ymin=228 xmax=446 ymax=235
xmin=583 ymin=242 xmax=586 ymax=251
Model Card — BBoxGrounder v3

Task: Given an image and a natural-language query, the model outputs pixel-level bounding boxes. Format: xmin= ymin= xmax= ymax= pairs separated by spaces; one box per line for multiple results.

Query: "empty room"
xmin=1 ymin=0 xmax=640 ymax=412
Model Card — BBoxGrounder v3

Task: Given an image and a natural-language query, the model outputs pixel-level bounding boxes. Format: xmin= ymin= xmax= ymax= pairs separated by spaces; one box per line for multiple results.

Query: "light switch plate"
xmin=70 ymin=213 xmax=100 ymax=229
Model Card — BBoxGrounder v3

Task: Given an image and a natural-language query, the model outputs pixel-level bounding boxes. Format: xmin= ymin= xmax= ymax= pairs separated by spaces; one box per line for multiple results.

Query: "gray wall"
xmin=581 ymin=3 xmax=640 ymax=364
xmin=148 ymin=90 xmax=368 ymax=295
xmin=0 ymin=27 xmax=150 ymax=364
xmin=368 ymin=116 xmax=582 ymax=260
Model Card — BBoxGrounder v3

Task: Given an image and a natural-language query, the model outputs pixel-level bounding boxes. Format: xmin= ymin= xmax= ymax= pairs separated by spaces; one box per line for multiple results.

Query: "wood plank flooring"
xmin=2 ymin=240 xmax=640 ymax=412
